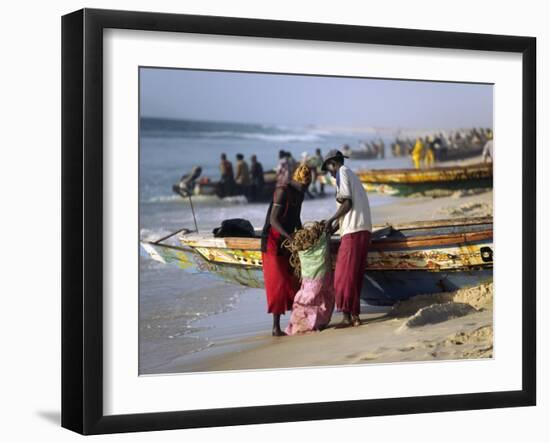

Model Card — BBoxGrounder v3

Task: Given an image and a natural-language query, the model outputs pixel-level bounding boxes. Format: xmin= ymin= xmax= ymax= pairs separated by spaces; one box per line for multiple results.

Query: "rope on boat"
xmin=282 ymin=221 xmax=326 ymax=277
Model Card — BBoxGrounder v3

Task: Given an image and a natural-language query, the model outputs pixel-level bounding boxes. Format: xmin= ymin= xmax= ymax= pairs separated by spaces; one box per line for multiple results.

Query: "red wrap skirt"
xmin=261 ymin=227 xmax=299 ymax=315
xmin=334 ymin=230 xmax=371 ymax=316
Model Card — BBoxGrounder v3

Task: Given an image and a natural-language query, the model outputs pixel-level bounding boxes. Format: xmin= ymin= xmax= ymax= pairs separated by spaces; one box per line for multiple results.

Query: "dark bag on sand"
xmin=213 ymin=218 xmax=255 ymax=238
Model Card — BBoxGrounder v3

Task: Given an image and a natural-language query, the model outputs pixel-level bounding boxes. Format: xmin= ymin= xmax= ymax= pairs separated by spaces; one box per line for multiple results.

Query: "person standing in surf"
xmin=276 ymin=149 xmax=291 ymax=186
xmin=219 ymin=153 xmax=235 ymax=196
xmin=323 ymin=150 xmax=372 ymax=328
xmin=249 ymin=154 xmax=265 ymax=202
xmin=261 ymin=164 xmax=312 ymax=336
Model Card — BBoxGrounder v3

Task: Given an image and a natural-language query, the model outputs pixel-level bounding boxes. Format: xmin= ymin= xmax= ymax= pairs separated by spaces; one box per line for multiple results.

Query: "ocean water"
xmin=139 ymin=118 xmax=407 ymax=373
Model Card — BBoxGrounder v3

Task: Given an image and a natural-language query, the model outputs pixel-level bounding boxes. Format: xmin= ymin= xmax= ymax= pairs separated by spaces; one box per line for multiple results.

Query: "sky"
xmin=140 ymin=68 xmax=493 ymax=130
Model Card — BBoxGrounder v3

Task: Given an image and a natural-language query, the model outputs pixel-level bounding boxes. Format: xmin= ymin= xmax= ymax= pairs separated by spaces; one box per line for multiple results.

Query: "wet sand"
xmin=160 ymin=283 xmax=493 ymax=373
xmin=198 ymin=308 xmax=493 ymax=371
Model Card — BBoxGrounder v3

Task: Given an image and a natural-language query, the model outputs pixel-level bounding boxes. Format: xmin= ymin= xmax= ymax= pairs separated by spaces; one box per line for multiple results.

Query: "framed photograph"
xmin=61 ymin=8 xmax=536 ymax=435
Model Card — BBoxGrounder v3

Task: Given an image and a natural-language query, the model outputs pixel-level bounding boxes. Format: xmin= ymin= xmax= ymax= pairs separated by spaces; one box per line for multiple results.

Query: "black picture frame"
xmin=61 ymin=8 xmax=536 ymax=435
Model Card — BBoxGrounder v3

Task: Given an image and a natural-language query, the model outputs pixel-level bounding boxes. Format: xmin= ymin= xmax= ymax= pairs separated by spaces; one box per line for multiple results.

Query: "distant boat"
xmin=434 ymin=144 xmax=484 ymax=162
xmin=342 ymin=143 xmax=384 ymax=160
xmin=356 ymin=163 xmax=492 ymax=196
xmin=173 ymin=170 xmax=278 ymax=203
xmin=343 ymin=149 xmax=380 ymax=160
xmin=141 ymin=216 xmax=493 ymax=306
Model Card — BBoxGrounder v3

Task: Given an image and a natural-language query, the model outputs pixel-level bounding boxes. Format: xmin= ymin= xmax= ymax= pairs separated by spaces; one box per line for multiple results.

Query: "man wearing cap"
xmin=322 ymin=149 xmax=372 ymax=328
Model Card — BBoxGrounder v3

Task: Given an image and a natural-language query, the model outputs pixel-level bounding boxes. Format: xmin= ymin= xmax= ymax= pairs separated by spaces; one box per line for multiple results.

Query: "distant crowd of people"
xmin=177 ymin=149 xmax=329 ymax=200
xmin=391 ymin=127 xmax=493 ymax=165
xmin=218 ymin=152 xmax=267 ymax=199
xmin=389 ymin=127 xmax=493 ymax=169
xmin=177 ymin=127 xmax=494 ymax=193
xmin=215 ymin=149 xmax=328 ymax=198
xmin=276 ymin=149 xmax=326 ymax=197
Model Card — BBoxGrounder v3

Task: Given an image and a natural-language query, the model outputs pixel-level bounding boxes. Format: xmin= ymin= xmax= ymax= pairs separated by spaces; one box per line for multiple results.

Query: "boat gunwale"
xmin=356 ymin=162 xmax=492 ymax=176
xmin=178 ymin=215 xmax=493 ymax=251
xmin=370 ymin=216 xmax=492 ymax=230
xmin=357 ymin=165 xmax=492 ymax=185
xmin=141 ymin=240 xmax=493 ymax=272
xmin=371 ymin=230 xmax=492 ymax=250
xmin=181 ymin=230 xmax=493 ymax=251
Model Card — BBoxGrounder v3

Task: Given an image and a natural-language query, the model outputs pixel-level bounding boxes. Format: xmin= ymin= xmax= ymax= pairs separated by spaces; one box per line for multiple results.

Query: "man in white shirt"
xmin=322 ymin=149 xmax=373 ymax=328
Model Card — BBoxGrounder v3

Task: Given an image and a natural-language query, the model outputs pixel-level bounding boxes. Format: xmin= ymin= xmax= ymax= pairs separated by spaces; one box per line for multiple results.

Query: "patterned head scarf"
xmin=293 ymin=164 xmax=312 ymax=185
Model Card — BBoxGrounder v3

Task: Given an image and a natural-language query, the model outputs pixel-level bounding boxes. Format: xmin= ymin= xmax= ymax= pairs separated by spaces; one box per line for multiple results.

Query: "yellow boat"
xmin=355 ymin=163 xmax=492 ymax=196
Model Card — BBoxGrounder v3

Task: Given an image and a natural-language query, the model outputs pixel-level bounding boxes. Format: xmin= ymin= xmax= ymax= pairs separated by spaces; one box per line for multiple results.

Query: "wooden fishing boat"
xmin=173 ymin=170 xmax=277 ymax=202
xmin=356 ymin=163 xmax=492 ymax=196
xmin=141 ymin=216 xmax=493 ymax=306
xmin=434 ymin=144 xmax=484 ymax=162
xmin=344 ymin=149 xmax=380 ymax=160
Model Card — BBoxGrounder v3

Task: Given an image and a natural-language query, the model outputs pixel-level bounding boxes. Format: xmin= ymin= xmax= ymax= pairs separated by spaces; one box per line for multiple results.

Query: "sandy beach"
xmin=142 ymin=177 xmax=494 ymax=375
xmin=372 ymin=188 xmax=492 ymax=225
xmin=152 ymin=281 xmax=493 ymax=374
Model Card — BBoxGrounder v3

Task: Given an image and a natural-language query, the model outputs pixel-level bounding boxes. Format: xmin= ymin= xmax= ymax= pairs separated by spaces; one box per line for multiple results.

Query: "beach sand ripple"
xmin=390 ymin=282 xmax=493 ymax=317
xmin=167 ymin=283 xmax=494 ymax=372
xmin=400 ymin=302 xmax=477 ymax=329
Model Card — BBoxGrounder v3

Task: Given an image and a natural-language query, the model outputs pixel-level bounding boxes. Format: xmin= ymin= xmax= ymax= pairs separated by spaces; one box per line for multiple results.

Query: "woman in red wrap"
xmin=261 ymin=164 xmax=312 ymax=336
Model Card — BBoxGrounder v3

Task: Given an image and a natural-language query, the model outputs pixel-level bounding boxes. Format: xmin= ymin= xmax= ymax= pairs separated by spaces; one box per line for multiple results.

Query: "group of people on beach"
xmin=215 ymin=148 xmax=327 ymax=200
xmin=217 ymin=153 xmax=266 ymax=199
xmin=275 ymin=148 xmax=326 ymax=196
xmin=261 ymin=149 xmax=372 ymax=336
xmin=390 ymin=127 xmax=494 ymax=169
xmin=391 ymin=127 xmax=493 ymax=158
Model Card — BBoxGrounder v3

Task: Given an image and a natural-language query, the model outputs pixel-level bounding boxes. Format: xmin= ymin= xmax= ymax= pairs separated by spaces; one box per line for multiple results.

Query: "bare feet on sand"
xmin=272 ymin=328 xmax=287 ymax=337
xmin=334 ymin=316 xmax=353 ymax=329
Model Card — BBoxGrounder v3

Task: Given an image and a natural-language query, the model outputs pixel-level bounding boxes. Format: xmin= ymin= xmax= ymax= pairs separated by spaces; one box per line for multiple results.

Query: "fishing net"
xmin=282 ymin=221 xmax=330 ymax=279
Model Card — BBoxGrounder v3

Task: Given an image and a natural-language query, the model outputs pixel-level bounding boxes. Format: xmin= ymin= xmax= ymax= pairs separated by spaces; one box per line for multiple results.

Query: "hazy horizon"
xmin=140 ymin=68 xmax=493 ymax=130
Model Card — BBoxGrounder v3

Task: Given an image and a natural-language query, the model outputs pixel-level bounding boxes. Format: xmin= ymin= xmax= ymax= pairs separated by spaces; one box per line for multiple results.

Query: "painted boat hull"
xmin=362 ymin=178 xmax=492 ymax=196
xmin=357 ymin=163 xmax=493 ymax=196
xmin=434 ymin=146 xmax=484 ymax=162
xmin=140 ymin=242 xmax=265 ymax=288
xmin=141 ymin=242 xmax=492 ymax=306
xmin=362 ymin=269 xmax=493 ymax=305
xmin=141 ymin=217 xmax=493 ymax=305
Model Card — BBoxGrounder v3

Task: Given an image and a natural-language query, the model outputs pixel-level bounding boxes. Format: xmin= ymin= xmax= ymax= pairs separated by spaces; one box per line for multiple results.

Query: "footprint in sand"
xmin=359 ymin=353 xmax=378 ymax=361
xmin=463 ymin=346 xmax=493 ymax=358
xmin=399 ymin=346 xmax=415 ymax=352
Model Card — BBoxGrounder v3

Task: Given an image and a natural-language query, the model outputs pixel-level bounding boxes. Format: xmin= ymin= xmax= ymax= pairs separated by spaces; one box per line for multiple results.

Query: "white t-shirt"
xmin=335 ymin=165 xmax=373 ymax=236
